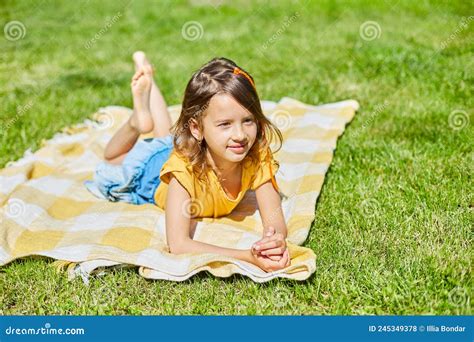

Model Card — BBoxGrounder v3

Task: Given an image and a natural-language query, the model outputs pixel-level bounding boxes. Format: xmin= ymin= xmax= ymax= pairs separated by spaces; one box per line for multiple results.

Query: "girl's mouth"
xmin=228 ymin=144 xmax=247 ymax=153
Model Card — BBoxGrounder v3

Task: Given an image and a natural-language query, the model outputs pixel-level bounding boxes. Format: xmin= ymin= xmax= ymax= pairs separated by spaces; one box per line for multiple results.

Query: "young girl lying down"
xmin=85 ymin=52 xmax=289 ymax=272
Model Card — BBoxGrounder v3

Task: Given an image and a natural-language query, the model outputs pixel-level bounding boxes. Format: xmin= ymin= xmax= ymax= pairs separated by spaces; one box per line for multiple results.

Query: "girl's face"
xmin=191 ymin=93 xmax=258 ymax=167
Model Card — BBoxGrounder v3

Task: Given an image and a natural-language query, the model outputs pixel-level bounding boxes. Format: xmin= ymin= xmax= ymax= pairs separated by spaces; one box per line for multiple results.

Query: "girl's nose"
xmin=231 ymin=126 xmax=246 ymax=141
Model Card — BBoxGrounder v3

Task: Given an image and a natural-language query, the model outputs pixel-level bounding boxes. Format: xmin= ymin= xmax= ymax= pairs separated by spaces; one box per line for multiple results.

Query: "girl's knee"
xmin=104 ymin=153 xmax=126 ymax=165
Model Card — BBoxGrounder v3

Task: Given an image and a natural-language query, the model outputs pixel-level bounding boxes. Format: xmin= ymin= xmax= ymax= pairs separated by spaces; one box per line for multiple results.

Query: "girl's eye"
xmin=219 ymin=119 xmax=253 ymax=127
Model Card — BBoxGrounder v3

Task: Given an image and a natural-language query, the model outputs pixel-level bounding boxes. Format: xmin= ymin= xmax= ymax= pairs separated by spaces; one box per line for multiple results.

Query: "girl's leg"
xmin=133 ymin=51 xmax=173 ymax=138
xmin=102 ymin=119 xmax=140 ymax=165
xmin=103 ymin=67 xmax=154 ymax=165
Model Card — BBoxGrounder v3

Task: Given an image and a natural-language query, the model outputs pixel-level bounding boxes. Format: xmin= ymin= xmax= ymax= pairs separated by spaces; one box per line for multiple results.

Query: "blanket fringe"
xmin=51 ymin=260 xmax=78 ymax=273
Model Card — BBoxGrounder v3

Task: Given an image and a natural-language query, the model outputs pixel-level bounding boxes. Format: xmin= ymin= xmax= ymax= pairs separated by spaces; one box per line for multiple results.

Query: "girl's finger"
xmin=258 ymin=231 xmax=273 ymax=245
xmin=266 ymin=254 xmax=282 ymax=261
xmin=254 ymin=240 xmax=282 ymax=251
xmin=261 ymin=247 xmax=285 ymax=256
xmin=253 ymin=236 xmax=273 ymax=249
xmin=257 ymin=233 xmax=284 ymax=244
xmin=255 ymin=233 xmax=280 ymax=247
xmin=278 ymin=249 xmax=289 ymax=267
xmin=254 ymin=249 xmax=279 ymax=258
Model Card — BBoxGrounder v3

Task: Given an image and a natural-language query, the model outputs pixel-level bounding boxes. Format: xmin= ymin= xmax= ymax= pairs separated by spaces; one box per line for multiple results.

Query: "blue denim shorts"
xmin=84 ymin=134 xmax=174 ymax=205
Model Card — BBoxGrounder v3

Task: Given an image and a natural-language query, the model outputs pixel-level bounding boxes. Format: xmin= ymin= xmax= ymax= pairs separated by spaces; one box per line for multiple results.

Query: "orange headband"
xmin=233 ymin=67 xmax=256 ymax=89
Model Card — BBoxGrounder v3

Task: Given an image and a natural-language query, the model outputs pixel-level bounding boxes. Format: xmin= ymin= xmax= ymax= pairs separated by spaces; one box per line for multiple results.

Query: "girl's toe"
xmin=143 ymin=65 xmax=154 ymax=74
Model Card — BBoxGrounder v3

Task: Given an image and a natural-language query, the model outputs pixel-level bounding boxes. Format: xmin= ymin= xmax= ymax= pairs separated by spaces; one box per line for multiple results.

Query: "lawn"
xmin=0 ymin=0 xmax=472 ymax=314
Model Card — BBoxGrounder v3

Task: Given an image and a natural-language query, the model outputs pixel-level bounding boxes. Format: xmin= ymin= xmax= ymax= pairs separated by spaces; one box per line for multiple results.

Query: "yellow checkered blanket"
xmin=0 ymin=97 xmax=358 ymax=283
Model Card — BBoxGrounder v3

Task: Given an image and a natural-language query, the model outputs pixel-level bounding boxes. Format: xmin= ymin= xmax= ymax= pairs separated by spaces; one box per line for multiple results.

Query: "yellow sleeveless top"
xmin=153 ymin=148 xmax=279 ymax=218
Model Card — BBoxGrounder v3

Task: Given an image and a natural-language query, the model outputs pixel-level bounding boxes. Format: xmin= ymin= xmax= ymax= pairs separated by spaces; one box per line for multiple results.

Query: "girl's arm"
xmin=255 ymin=180 xmax=287 ymax=238
xmin=252 ymin=181 xmax=289 ymax=261
xmin=165 ymin=176 xmax=253 ymax=262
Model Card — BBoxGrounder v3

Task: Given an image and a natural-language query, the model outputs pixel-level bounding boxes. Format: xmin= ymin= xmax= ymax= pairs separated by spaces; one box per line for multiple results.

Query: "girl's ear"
xmin=188 ymin=118 xmax=203 ymax=141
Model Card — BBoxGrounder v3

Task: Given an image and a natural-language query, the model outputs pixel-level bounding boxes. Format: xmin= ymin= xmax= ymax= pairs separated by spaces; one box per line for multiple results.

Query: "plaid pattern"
xmin=0 ymin=97 xmax=358 ymax=283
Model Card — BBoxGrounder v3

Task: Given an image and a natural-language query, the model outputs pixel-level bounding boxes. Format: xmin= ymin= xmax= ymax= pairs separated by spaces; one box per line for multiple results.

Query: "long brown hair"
xmin=171 ymin=57 xmax=283 ymax=185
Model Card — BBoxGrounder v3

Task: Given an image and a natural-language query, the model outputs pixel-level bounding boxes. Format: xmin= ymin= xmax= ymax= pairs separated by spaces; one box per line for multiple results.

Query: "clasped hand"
xmin=250 ymin=226 xmax=290 ymax=272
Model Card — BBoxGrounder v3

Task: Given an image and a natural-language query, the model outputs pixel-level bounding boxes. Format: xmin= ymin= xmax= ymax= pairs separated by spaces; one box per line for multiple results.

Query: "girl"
xmin=85 ymin=52 xmax=290 ymax=272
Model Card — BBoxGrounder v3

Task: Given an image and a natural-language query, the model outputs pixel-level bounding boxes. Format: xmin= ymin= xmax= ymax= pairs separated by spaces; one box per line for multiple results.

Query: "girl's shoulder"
xmin=159 ymin=151 xmax=193 ymax=182
xmin=159 ymin=151 xmax=196 ymax=197
xmin=162 ymin=150 xmax=191 ymax=170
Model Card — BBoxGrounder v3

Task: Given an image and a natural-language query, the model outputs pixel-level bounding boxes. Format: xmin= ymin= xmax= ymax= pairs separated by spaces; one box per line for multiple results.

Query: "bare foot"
xmin=129 ymin=67 xmax=153 ymax=134
xmin=133 ymin=51 xmax=153 ymax=71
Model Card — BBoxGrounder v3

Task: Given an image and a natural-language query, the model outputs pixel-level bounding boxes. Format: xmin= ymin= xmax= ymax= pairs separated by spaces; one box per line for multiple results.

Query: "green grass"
xmin=0 ymin=0 xmax=472 ymax=315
